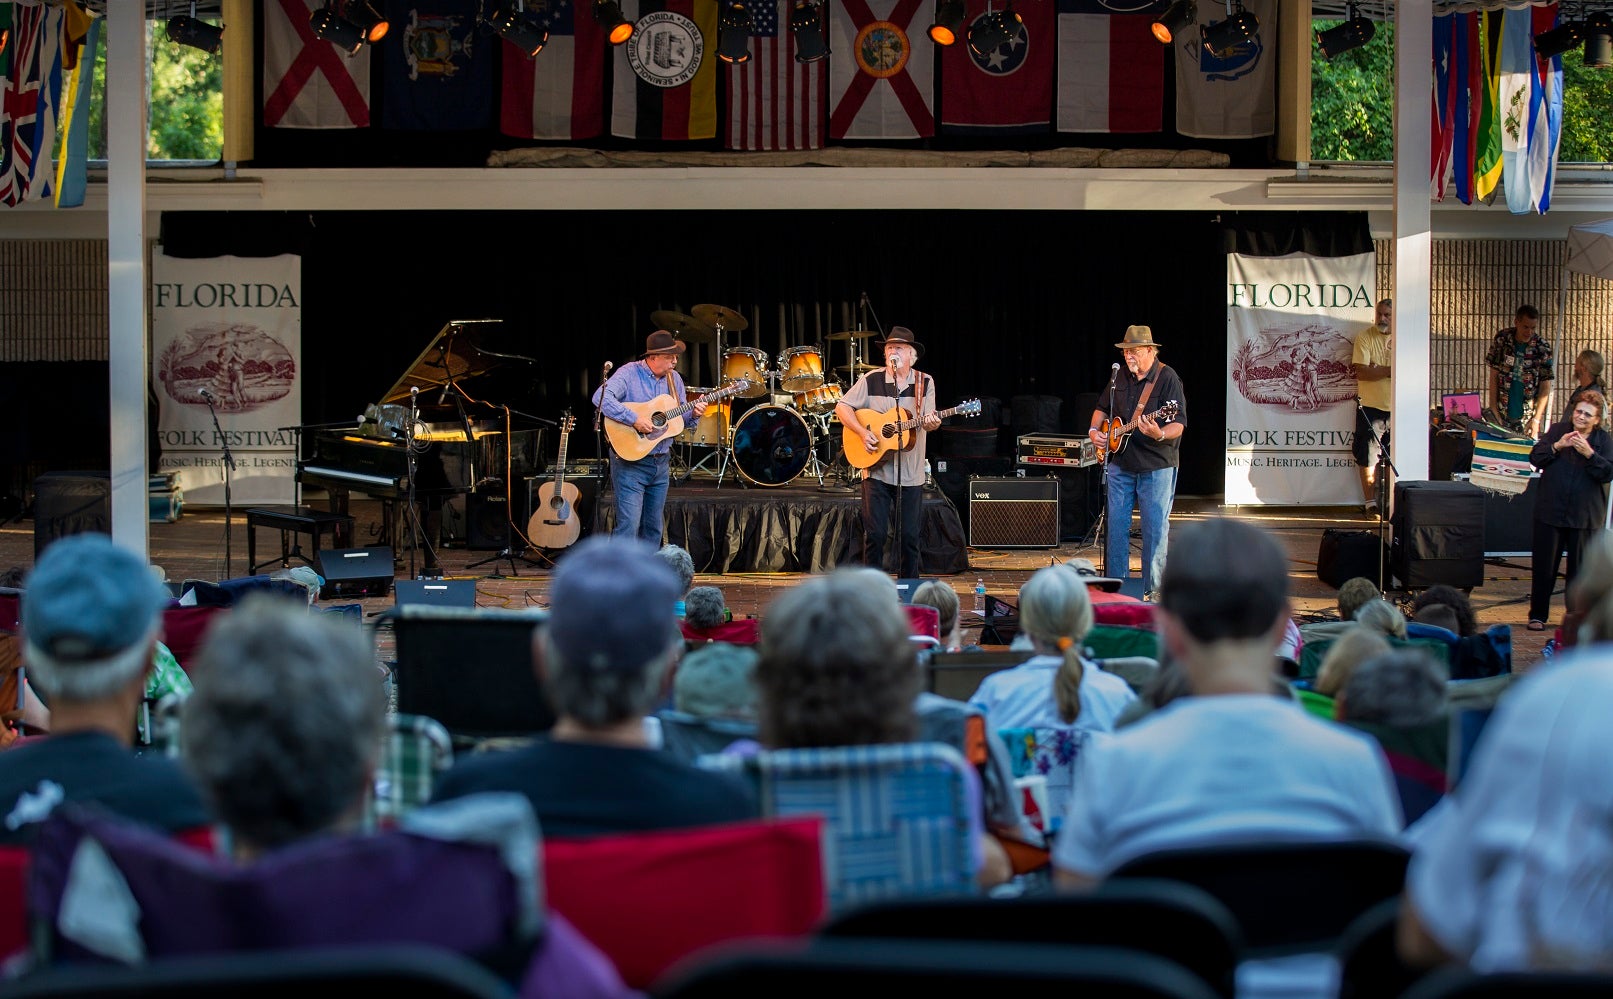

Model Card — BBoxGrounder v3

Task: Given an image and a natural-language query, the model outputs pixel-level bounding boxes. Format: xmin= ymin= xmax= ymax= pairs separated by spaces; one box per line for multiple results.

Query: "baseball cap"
xmin=23 ymin=534 xmax=169 ymax=693
xmin=546 ymin=537 xmax=683 ymax=674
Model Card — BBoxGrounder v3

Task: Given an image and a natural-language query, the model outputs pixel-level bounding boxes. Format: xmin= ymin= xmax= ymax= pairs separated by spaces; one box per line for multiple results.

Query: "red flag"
xmin=941 ymin=0 xmax=1054 ymax=133
xmin=1055 ymin=0 xmax=1161 ymax=133
xmin=500 ymin=0 xmax=605 ymax=140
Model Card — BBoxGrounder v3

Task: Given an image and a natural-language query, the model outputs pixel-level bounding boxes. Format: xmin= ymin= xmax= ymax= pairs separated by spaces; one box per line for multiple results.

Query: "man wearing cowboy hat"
xmin=595 ymin=330 xmax=708 ymax=544
xmin=1087 ymin=325 xmax=1186 ymax=601
xmin=836 ymin=326 xmax=942 ymax=578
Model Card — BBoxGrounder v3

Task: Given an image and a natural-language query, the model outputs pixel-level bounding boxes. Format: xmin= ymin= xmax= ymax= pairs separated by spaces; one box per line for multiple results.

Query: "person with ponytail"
xmin=967 ymin=564 xmax=1137 ymax=731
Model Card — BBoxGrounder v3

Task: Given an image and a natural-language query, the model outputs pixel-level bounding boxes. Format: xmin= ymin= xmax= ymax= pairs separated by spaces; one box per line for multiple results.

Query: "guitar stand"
xmin=466 ymin=543 xmax=548 ymax=578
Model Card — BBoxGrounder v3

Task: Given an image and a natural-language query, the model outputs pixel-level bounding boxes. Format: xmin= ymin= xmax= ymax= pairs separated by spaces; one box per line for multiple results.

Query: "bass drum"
xmin=731 ymin=405 xmax=812 ymax=488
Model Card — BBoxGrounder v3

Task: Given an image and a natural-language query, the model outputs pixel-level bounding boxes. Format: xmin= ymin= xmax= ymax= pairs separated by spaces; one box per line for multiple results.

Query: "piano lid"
xmin=380 ymin=318 xmax=503 ymax=405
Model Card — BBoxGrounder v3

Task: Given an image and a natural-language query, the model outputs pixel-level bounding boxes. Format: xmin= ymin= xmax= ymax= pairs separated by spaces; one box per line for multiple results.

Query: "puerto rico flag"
xmin=263 ymin=0 xmax=371 ymax=128
xmin=0 ymin=0 xmax=65 ymax=206
xmin=501 ymin=0 xmax=606 ymax=140
xmin=829 ymin=0 xmax=935 ymax=140
xmin=1056 ymin=0 xmax=1162 ymax=133
xmin=941 ymin=0 xmax=1054 ymax=134
xmin=611 ymin=0 xmax=718 ymax=141
xmin=723 ymin=0 xmax=826 ymax=150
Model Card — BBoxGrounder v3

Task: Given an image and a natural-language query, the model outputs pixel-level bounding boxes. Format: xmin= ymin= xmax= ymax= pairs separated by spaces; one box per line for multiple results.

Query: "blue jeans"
xmin=1105 ymin=465 xmax=1178 ymax=594
xmin=610 ymin=451 xmax=671 ymax=546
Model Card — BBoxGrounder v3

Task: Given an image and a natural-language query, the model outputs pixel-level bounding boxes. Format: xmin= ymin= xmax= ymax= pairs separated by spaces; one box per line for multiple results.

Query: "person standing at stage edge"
xmin=1486 ymin=304 xmax=1554 ymax=438
xmin=1088 ymin=326 xmax=1186 ymax=602
xmin=595 ymin=330 xmax=707 ymax=545
xmin=1353 ymin=297 xmax=1394 ymax=516
xmin=836 ymin=327 xmax=941 ymax=579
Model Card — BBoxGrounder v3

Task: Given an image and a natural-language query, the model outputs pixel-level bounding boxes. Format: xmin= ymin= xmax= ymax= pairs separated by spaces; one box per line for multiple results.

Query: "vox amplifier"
xmin=969 ymin=476 xmax=1059 ymax=549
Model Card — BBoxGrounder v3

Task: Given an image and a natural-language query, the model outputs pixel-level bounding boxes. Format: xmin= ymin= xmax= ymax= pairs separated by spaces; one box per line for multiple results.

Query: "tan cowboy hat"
xmin=878 ymin=325 xmax=925 ymax=359
xmin=641 ymin=330 xmax=687 ymax=357
xmin=1114 ymin=325 xmax=1161 ymax=350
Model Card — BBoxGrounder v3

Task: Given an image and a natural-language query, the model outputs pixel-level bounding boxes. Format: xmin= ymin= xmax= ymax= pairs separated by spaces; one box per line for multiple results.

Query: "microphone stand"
xmin=202 ymin=393 xmax=236 ymax=577
xmin=593 ymin=362 xmax=614 ymax=487
xmin=1098 ymin=364 xmax=1121 ymax=577
xmin=1354 ymin=394 xmax=1398 ymax=593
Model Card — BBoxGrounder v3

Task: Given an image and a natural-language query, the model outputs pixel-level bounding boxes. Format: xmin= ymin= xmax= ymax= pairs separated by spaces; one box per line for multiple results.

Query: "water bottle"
xmin=973 ymin=578 xmax=986 ymax=615
xmin=675 ymin=599 xmax=686 ymax=619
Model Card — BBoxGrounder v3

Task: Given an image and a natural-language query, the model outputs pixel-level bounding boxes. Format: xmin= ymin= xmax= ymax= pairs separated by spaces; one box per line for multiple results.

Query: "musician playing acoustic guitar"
xmin=595 ymin=330 xmax=708 ymax=544
xmin=1087 ymin=325 xmax=1186 ymax=602
xmin=835 ymin=327 xmax=942 ymax=578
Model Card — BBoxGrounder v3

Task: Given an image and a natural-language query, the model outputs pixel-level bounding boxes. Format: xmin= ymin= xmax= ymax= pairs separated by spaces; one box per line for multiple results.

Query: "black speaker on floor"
xmin=1390 ymin=480 xmax=1485 ymax=590
xmin=316 ymin=546 xmax=395 ymax=600
xmin=32 ymin=471 xmax=110 ymax=557
xmin=465 ymin=492 xmax=511 ymax=550
xmin=969 ymin=476 xmax=1059 ymax=549
xmin=527 ymin=473 xmax=605 ymax=542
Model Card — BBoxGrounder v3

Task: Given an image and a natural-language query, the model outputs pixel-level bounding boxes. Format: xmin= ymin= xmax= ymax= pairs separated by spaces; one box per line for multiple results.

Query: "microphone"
xmin=1112 ymin=362 xmax=1121 ymax=372
xmin=198 ymin=388 xmax=215 ymax=402
xmin=437 ymin=381 xmax=449 ymax=406
xmin=602 ymin=360 xmax=614 ymax=380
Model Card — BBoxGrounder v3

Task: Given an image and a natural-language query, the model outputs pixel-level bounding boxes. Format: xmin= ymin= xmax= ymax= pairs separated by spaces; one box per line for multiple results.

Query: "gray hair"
xmin=1340 ymin=649 xmax=1448 ymax=726
xmin=1352 ymin=598 xmax=1407 ymax=640
xmin=684 ymin=586 xmax=729 ymax=629
xmin=1019 ymin=565 xmax=1095 ymax=724
xmin=539 ymin=625 xmax=678 ymax=729
xmin=1580 ymin=348 xmax=1606 ymax=382
xmin=180 ymin=596 xmax=386 ymax=852
xmin=656 ymin=544 xmax=696 ymax=595
xmin=25 ymin=625 xmax=156 ymax=704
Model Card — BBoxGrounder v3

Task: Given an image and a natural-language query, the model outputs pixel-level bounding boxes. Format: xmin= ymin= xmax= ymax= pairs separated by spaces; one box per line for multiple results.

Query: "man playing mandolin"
xmin=1087 ymin=326 xmax=1187 ymax=601
xmin=836 ymin=327 xmax=942 ymax=578
xmin=596 ymin=330 xmax=708 ymax=544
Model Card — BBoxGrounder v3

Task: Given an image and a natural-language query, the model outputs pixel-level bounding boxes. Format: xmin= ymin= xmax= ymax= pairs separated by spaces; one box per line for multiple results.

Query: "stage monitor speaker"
xmin=32 ymin=471 xmax=110 ymax=557
xmin=465 ymin=492 xmax=511 ymax=550
xmin=969 ymin=476 xmax=1059 ymax=549
xmin=392 ymin=608 xmax=556 ymax=742
xmin=316 ymin=546 xmax=395 ymax=600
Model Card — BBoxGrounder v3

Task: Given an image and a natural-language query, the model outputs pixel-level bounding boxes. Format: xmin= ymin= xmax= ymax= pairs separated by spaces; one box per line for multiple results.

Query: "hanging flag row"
xmin=1432 ymin=5 xmax=1563 ymax=214
xmin=264 ymin=0 xmax=1279 ymax=149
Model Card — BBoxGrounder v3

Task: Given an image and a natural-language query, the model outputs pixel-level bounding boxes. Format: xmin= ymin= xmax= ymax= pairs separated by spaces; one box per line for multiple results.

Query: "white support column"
xmin=107 ymin=5 xmax=150 ymax=554
xmin=1393 ymin=0 xmax=1433 ymax=484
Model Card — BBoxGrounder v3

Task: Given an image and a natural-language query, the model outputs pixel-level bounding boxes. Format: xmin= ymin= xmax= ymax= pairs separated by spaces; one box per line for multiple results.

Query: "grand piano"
xmin=299 ymin=320 xmax=544 ymax=550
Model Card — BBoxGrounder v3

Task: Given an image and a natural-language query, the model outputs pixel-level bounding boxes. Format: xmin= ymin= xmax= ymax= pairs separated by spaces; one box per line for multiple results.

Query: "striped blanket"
xmin=1469 ymin=431 xmax=1537 ymax=495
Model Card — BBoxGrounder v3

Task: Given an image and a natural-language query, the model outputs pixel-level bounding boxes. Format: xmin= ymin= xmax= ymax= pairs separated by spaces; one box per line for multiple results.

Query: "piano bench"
xmin=245 ymin=506 xmax=356 ymax=573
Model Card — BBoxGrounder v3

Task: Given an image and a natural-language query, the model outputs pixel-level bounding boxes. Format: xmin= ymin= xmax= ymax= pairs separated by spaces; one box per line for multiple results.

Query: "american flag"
xmin=0 ymin=1 xmax=65 ymax=207
xmin=723 ymin=0 xmax=826 ymax=151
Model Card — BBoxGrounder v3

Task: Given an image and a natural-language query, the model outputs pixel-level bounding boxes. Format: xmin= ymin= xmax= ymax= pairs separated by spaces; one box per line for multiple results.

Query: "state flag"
xmin=941 ymin=0 xmax=1053 ymax=134
xmin=829 ymin=0 xmax=935 ymax=140
xmin=1055 ymin=0 xmax=1161 ymax=134
xmin=611 ymin=0 xmax=718 ymax=141
xmin=1174 ymin=0 xmax=1276 ymax=138
xmin=723 ymin=0 xmax=826 ymax=150
xmin=380 ymin=0 xmax=494 ymax=131
xmin=500 ymin=0 xmax=606 ymax=140
xmin=263 ymin=0 xmax=371 ymax=129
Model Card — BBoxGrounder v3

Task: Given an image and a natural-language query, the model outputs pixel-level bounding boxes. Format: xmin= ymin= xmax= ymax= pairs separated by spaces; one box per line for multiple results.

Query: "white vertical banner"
xmin=151 ymin=252 xmax=302 ymax=506
xmin=1225 ymin=251 xmax=1376 ymax=505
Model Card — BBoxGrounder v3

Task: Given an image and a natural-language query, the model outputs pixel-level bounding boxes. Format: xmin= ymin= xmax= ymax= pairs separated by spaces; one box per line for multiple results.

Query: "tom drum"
xmin=722 ymin=347 xmax=770 ymax=399
xmin=731 ymin=405 xmax=812 ymax=488
xmin=792 ymin=382 xmax=842 ymax=414
xmin=675 ymin=389 xmax=729 ymax=446
xmin=778 ymin=345 xmax=824 ymax=393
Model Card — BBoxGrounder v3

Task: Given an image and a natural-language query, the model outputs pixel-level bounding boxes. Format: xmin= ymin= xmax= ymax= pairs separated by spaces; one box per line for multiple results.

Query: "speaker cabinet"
xmin=526 ymin=473 xmax=605 ymax=543
xmin=316 ymin=546 xmax=395 ymax=600
xmin=33 ymin=471 xmax=110 ymax=557
xmin=465 ymin=492 xmax=511 ymax=550
xmin=969 ymin=476 xmax=1059 ymax=549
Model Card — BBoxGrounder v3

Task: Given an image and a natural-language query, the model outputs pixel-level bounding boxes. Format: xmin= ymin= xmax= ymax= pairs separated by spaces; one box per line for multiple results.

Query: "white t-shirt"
xmin=968 ymin=654 xmax=1138 ymax=733
xmin=1407 ymin=649 xmax=1613 ymax=972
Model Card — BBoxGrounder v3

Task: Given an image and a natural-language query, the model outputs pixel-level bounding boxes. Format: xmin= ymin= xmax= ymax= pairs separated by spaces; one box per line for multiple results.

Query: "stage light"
xmin=790 ymin=1 xmax=829 ymax=62
xmin=309 ymin=4 xmax=364 ymax=54
xmin=929 ymin=0 xmax=966 ymax=45
xmin=1585 ymin=10 xmax=1613 ymax=66
xmin=1151 ymin=0 xmax=1196 ymax=44
xmin=1533 ymin=19 xmax=1585 ymax=57
xmin=718 ymin=2 xmax=752 ymax=64
xmin=968 ymin=5 xmax=1024 ymax=58
xmin=165 ymin=3 xmax=224 ymax=54
xmin=1317 ymin=4 xmax=1374 ymax=58
xmin=1202 ymin=5 xmax=1258 ymax=57
xmin=0 ymin=27 xmax=8 ymax=59
xmin=594 ymin=0 xmax=635 ymax=45
xmin=490 ymin=2 xmax=549 ymax=57
xmin=343 ymin=0 xmax=390 ymax=43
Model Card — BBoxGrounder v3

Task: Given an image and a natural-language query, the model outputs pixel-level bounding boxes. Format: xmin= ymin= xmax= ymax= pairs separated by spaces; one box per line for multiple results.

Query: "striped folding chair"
xmin=366 ymin=712 xmax=455 ymax=830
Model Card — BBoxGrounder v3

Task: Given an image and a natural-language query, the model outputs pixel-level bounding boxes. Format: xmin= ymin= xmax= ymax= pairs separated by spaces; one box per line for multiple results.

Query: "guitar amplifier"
xmin=1017 ymin=434 xmax=1099 ymax=468
xmin=969 ymin=476 xmax=1059 ymax=549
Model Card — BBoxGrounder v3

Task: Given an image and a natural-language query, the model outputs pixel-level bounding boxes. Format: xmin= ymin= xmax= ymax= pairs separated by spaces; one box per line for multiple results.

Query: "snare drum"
xmin=778 ymin=345 xmax=824 ymax=392
xmin=675 ymin=389 xmax=729 ymax=445
xmin=731 ymin=405 xmax=812 ymax=487
xmin=722 ymin=347 xmax=770 ymax=398
xmin=792 ymin=382 xmax=843 ymax=413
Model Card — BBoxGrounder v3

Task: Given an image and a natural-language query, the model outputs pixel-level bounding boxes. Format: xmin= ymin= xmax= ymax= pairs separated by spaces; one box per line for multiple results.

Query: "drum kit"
xmin=651 ymin=303 xmax=880 ymax=489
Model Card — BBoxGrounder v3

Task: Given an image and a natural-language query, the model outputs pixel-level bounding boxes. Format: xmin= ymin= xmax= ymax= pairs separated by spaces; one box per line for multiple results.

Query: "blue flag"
xmin=380 ymin=0 xmax=493 ymax=130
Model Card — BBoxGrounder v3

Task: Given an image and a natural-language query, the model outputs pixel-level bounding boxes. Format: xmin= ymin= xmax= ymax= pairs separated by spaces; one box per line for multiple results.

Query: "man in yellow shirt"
xmin=1352 ymin=299 xmax=1393 ymax=514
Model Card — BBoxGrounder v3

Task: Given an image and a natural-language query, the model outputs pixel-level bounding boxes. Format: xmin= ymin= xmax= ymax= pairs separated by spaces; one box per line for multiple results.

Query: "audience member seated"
xmin=0 ymin=535 xmax=207 ymax=844
xmin=967 ymin=565 xmax=1137 ymax=732
xmin=1398 ymin=647 xmax=1613 ymax=973
xmin=1354 ymin=598 xmax=1409 ymax=641
xmin=431 ymin=537 xmax=756 ymax=837
xmin=657 ymin=643 xmax=760 ymax=763
xmin=1561 ymin=529 xmax=1613 ymax=648
xmin=1410 ymin=586 xmax=1477 ymax=638
xmin=656 ymin=543 xmax=696 ymax=598
xmin=1299 ymin=576 xmax=1383 ymax=644
xmin=1337 ymin=649 xmax=1450 ymax=825
xmin=752 ymin=569 xmax=1013 ymax=888
xmin=1312 ymin=624 xmax=1395 ymax=704
xmin=910 ymin=580 xmax=963 ymax=652
xmin=679 ymin=585 xmax=760 ymax=646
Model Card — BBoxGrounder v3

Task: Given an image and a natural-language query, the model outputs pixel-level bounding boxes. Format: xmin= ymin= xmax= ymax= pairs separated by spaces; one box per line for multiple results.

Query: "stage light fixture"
xmin=0 ymin=27 xmax=8 ymax=59
xmin=1150 ymin=0 xmax=1196 ymax=43
xmin=1316 ymin=4 xmax=1374 ymax=58
xmin=791 ymin=1 xmax=829 ymax=62
xmin=310 ymin=3 xmax=365 ymax=54
xmin=490 ymin=2 xmax=549 ymax=57
xmin=343 ymin=0 xmax=390 ymax=43
xmin=1585 ymin=10 xmax=1613 ymax=66
xmin=1201 ymin=4 xmax=1258 ymax=57
xmin=594 ymin=0 xmax=635 ymax=45
xmin=968 ymin=5 xmax=1024 ymax=57
xmin=1533 ymin=18 xmax=1585 ymax=57
xmin=718 ymin=2 xmax=753 ymax=63
xmin=929 ymin=0 xmax=966 ymax=45
xmin=165 ymin=2 xmax=224 ymax=54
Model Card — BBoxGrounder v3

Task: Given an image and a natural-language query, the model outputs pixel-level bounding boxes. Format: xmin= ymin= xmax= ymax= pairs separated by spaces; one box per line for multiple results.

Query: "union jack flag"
xmin=0 ymin=1 xmax=66 ymax=206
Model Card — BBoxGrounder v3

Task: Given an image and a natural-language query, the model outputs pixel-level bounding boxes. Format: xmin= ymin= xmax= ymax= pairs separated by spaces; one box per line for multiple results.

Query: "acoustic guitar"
xmin=527 ymin=412 xmax=581 ymax=550
xmin=1095 ymin=400 xmax=1179 ymax=463
xmin=843 ymin=399 xmax=982 ymax=470
xmin=605 ymin=379 xmax=753 ymax=462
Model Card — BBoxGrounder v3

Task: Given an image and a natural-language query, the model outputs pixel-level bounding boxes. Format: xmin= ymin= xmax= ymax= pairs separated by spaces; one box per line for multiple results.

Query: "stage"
xmin=592 ymin=480 xmax=970 ymax=576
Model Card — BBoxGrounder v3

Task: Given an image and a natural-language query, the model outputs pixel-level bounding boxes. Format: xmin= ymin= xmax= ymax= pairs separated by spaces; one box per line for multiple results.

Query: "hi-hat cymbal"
xmin=692 ymin=303 xmax=749 ymax=332
xmin=825 ymin=329 xmax=876 ymax=341
xmin=836 ymin=362 xmax=881 ymax=375
xmin=650 ymin=310 xmax=716 ymax=344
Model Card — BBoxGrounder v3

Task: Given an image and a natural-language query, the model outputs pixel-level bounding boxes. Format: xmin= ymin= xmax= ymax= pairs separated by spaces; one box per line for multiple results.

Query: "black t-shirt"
xmin=0 ymin=730 xmax=210 ymax=845
xmin=1100 ymin=361 xmax=1187 ymax=473
xmin=429 ymin=738 xmax=758 ymax=839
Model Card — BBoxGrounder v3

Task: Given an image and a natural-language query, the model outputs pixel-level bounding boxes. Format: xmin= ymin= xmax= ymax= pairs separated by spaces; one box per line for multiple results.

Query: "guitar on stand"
xmin=1094 ymin=401 xmax=1179 ymax=463
xmin=843 ymin=399 xmax=982 ymax=469
xmin=528 ymin=412 xmax=582 ymax=550
xmin=605 ymin=380 xmax=754 ymax=462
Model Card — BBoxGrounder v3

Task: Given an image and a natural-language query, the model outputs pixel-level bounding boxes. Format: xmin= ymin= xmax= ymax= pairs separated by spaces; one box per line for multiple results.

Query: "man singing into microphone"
xmin=1088 ymin=326 xmax=1186 ymax=601
xmin=594 ymin=331 xmax=706 ymax=545
xmin=836 ymin=327 xmax=941 ymax=578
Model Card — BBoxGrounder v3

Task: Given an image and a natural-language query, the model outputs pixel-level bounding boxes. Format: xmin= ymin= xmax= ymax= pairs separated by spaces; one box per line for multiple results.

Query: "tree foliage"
xmin=85 ymin=21 xmax=222 ymax=162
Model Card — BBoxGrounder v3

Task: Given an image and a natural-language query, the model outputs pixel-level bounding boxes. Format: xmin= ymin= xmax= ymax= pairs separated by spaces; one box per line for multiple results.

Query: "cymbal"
xmin=825 ymin=329 xmax=876 ymax=341
xmin=692 ymin=303 xmax=749 ymax=332
xmin=650 ymin=310 xmax=716 ymax=344
xmin=836 ymin=362 xmax=881 ymax=375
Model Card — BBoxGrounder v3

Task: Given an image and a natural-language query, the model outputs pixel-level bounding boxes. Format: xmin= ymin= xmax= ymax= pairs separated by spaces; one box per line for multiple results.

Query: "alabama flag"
xmin=1056 ymin=0 xmax=1162 ymax=133
xmin=940 ymin=0 xmax=1054 ymax=134
xmin=263 ymin=0 xmax=371 ymax=128
xmin=829 ymin=0 xmax=935 ymax=140
xmin=501 ymin=0 xmax=606 ymax=140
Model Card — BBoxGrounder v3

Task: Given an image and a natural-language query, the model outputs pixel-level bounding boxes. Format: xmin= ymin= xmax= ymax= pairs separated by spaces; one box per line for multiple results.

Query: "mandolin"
xmin=605 ymin=380 xmax=753 ymax=462
xmin=527 ymin=412 xmax=581 ymax=550
xmin=842 ymin=399 xmax=982 ymax=470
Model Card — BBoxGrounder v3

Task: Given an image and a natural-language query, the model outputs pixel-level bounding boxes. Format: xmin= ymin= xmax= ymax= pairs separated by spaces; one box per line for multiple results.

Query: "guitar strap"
xmin=1133 ymin=371 xmax=1156 ymax=421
